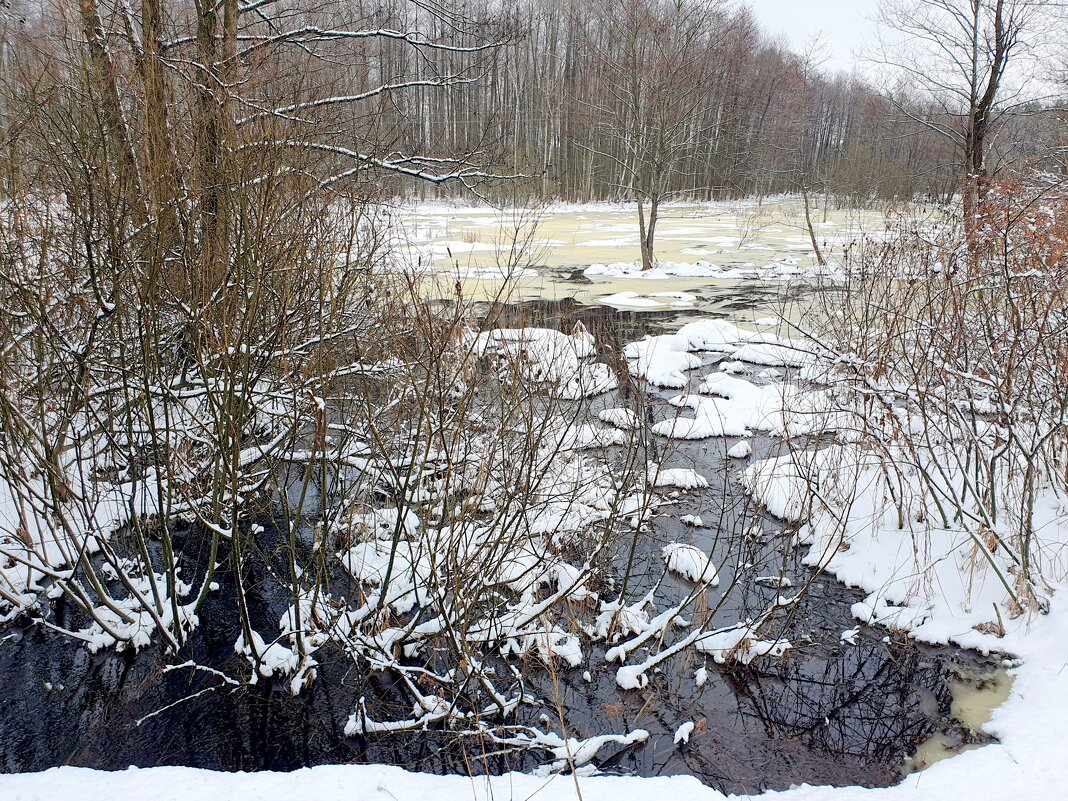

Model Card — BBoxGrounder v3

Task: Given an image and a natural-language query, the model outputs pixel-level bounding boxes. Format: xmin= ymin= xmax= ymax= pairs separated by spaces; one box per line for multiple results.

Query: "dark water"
xmin=0 ymin=301 xmax=996 ymax=792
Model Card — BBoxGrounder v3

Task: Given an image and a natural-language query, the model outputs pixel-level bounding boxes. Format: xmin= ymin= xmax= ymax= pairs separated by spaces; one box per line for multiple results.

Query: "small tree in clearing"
xmin=580 ymin=0 xmax=727 ymax=270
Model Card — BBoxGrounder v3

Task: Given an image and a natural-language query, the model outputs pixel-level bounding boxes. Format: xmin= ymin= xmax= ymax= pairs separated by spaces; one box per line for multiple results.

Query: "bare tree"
xmin=873 ymin=0 xmax=1057 ymax=220
xmin=580 ymin=0 xmax=728 ymax=270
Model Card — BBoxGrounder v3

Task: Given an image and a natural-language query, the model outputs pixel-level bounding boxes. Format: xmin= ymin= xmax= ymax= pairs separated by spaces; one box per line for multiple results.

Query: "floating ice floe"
xmin=662 ymin=543 xmax=720 ymax=585
xmin=583 ymin=259 xmax=842 ymax=280
xmin=598 ymin=407 xmax=641 ymax=430
xmin=439 ymin=264 xmax=539 ymax=280
xmin=754 ymin=575 xmax=793 ymax=589
xmin=597 ymin=290 xmax=696 ymax=310
xmin=674 ymin=721 xmax=696 ymax=745
xmin=649 ymin=464 xmax=709 ymax=490
xmin=730 ymin=336 xmax=815 ymax=368
xmin=727 ymin=440 xmax=753 ymax=458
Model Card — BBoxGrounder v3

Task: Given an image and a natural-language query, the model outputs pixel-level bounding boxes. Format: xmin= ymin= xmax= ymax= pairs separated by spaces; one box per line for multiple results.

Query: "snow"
xmin=346 ymin=507 xmax=420 ymax=539
xmin=598 ymin=290 xmax=696 ymax=309
xmin=674 ymin=720 xmax=696 ymax=745
xmin=694 ymin=624 xmax=792 ymax=665
xmin=727 ymin=440 xmax=753 ymax=458
xmin=583 ymin=258 xmax=840 ymax=281
xmin=677 ymin=319 xmax=758 ymax=352
xmin=623 ymin=334 xmax=705 ymax=388
xmin=598 ymin=407 xmax=640 ymax=430
xmin=731 ymin=340 xmax=814 ymax=368
xmin=649 ymin=464 xmax=710 ymax=490
xmin=590 ymin=598 xmax=652 ymax=640
xmin=475 ymin=325 xmax=616 ymax=399
xmin=650 ymin=377 xmax=836 ymax=440
xmin=4 ymin=433 xmax=1068 ymax=801
xmin=662 ymin=543 xmax=720 ymax=585
xmin=6 ymin=262 xmax=1068 ymax=800
xmin=621 ymin=321 xmax=816 ymax=390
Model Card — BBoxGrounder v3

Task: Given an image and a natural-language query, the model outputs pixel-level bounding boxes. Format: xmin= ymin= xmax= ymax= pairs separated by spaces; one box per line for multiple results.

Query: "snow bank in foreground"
xmin=7 ymin=603 xmax=1068 ymax=799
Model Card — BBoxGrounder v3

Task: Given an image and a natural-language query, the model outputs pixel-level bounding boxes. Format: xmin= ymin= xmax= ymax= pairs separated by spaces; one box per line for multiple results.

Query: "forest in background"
xmin=1 ymin=0 xmax=1065 ymax=207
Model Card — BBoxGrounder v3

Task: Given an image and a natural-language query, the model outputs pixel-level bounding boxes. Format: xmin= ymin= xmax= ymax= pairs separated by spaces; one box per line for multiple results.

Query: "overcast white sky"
xmin=747 ymin=0 xmax=882 ymax=74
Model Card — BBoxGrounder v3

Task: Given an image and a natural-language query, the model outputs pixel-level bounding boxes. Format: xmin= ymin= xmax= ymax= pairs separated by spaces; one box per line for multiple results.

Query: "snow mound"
xmin=651 ymin=374 xmax=837 ymax=440
xmin=623 ymin=334 xmax=705 ymax=388
xmin=727 ymin=440 xmax=753 ymax=458
xmin=662 ymin=543 xmax=720 ymax=585
xmin=694 ymin=625 xmax=791 ymax=665
xmin=598 ymin=407 xmax=641 ymax=430
xmin=649 ymin=464 xmax=709 ymax=490
xmin=475 ymin=325 xmax=617 ymax=399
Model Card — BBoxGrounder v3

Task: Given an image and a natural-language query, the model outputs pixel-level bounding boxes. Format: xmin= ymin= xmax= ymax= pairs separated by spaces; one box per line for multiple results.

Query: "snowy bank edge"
xmin=3 ymin=589 xmax=1068 ymax=801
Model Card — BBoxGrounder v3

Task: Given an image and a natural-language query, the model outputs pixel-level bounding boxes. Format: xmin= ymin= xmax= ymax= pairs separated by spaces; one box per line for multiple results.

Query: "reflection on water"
xmin=0 ymin=382 xmax=1007 ymax=793
xmin=0 ymin=578 xmax=1002 ymax=792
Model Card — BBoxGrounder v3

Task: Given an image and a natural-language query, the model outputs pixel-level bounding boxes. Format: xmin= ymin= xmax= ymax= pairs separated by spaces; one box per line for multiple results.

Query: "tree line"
xmin=1 ymin=0 xmax=1064 ymax=210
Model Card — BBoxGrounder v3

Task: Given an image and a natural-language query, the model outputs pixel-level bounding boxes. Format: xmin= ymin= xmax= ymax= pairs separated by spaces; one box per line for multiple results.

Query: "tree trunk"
xmin=77 ymin=0 xmax=147 ymax=225
xmin=139 ymin=0 xmax=181 ymax=256
xmin=803 ymin=188 xmax=826 ymax=267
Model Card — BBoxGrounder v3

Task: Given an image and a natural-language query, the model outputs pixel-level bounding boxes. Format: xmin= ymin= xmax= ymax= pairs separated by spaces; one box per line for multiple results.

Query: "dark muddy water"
xmin=0 ymin=300 xmax=997 ymax=793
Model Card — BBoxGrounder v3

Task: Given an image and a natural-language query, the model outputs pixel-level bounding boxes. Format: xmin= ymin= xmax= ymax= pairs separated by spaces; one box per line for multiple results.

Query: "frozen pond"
xmin=0 ymin=199 xmax=1010 ymax=794
xmin=391 ymin=198 xmax=889 ymax=320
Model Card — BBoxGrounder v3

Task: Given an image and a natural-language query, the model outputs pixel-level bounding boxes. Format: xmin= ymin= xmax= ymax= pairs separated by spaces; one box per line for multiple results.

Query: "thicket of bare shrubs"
xmin=804 ymin=175 xmax=1068 ymax=612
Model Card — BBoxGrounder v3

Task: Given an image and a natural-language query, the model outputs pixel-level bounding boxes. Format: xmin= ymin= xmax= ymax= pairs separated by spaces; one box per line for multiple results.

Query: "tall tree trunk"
xmin=140 ymin=0 xmax=182 ymax=257
xmin=77 ymin=0 xmax=147 ymax=226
